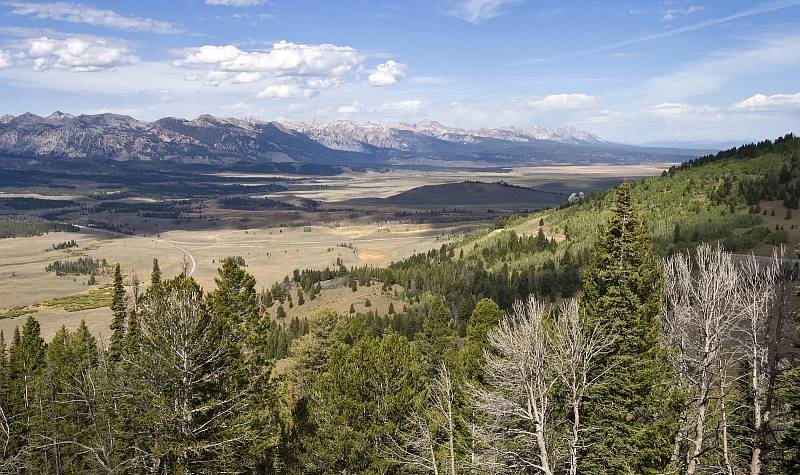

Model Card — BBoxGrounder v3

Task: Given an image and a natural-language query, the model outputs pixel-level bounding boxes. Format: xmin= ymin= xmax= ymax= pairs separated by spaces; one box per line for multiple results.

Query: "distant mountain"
xmin=0 ymin=112 xmax=697 ymax=168
xmin=278 ymin=119 xmax=606 ymax=152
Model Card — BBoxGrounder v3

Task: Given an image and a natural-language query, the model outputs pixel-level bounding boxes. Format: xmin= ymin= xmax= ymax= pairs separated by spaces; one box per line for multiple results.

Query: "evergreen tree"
xmin=5 ymin=317 xmax=46 ymax=464
xmin=578 ymin=181 xmax=682 ymax=474
xmin=415 ymin=296 xmax=456 ymax=371
xmin=297 ymin=288 xmax=305 ymax=305
xmin=460 ymin=298 xmax=503 ymax=383
xmin=123 ymin=308 xmax=141 ymax=357
xmin=150 ymin=258 xmax=162 ymax=288
xmin=305 ymin=332 xmax=426 ymax=472
xmin=205 ymin=257 xmax=278 ymax=470
xmin=134 ymin=275 xmax=255 ymax=471
xmin=108 ymin=264 xmax=126 ymax=361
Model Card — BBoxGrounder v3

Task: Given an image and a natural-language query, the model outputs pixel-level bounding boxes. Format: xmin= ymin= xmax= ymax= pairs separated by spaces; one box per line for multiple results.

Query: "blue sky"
xmin=0 ymin=0 xmax=799 ymax=143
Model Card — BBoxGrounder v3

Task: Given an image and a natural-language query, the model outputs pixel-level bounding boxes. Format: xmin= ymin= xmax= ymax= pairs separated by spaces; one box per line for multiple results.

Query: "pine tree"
xmin=305 ymin=332 xmax=426 ymax=472
xmin=415 ymin=296 xmax=456 ymax=371
xmin=460 ymin=298 xmax=503 ymax=383
xmin=578 ymin=180 xmax=681 ymax=474
xmin=150 ymin=258 xmax=162 ymax=288
xmin=5 ymin=317 xmax=46 ymax=463
xmin=276 ymin=305 xmax=287 ymax=319
xmin=297 ymin=288 xmax=305 ymax=305
xmin=123 ymin=308 xmax=141 ymax=357
xmin=108 ymin=264 xmax=126 ymax=361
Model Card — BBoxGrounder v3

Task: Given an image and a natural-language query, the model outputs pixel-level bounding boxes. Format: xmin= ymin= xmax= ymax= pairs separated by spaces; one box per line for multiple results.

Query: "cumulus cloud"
xmin=206 ymin=0 xmax=265 ymax=5
xmin=526 ymin=93 xmax=598 ymax=110
xmin=257 ymin=84 xmax=318 ymax=99
xmin=177 ymin=41 xmax=362 ymax=77
xmin=18 ymin=36 xmax=137 ymax=72
xmin=7 ymin=2 xmax=182 ymax=34
xmin=232 ymin=72 xmax=263 ymax=84
xmin=177 ymin=45 xmax=243 ymax=65
xmin=380 ymin=100 xmax=423 ymax=112
xmin=367 ymin=60 xmax=406 ymax=86
xmin=203 ymin=70 xmax=230 ymax=87
xmin=0 ymin=50 xmax=10 ymax=69
xmin=174 ymin=41 xmax=370 ymax=99
xmin=733 ymin=93 xmax=800 ymax=111
xmin=444 ymin=0 xmax=523 ymax=24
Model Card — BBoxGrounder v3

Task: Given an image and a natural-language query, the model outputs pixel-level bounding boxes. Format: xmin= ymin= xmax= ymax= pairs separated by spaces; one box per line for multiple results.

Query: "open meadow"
xmin=0 ymin=163 xmax=669 ymax=339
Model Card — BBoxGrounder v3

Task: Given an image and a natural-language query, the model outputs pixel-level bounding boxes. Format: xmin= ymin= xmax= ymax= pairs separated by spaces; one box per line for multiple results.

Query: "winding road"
xmin=76 ymin=225 xmax=197 ymax=277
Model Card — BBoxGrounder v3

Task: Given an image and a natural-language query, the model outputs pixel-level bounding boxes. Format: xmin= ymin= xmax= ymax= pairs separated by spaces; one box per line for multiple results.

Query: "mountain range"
xmin=0 ymin=112 xmax=704 ymax=168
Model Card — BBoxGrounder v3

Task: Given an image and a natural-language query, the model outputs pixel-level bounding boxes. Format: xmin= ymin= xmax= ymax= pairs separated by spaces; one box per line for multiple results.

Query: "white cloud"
xmin=177 ymin=41 xmax=362 ymax=77
xmin=367 ymin=60 xmax=406 ymax=86
xmin=177 ymin=45 xmax=243 ymax=65
xmin=232 ymin=72 xmax=263 ymax=84
xmin=174 ymin=41 xmax=369 ymax=98
xmin=203 ymin=70 xmax=230 ymax=87
xmin=733 ymin=93 xmax=800 ymax=111
xmin=526 ymin=93 xmax=598 ymax=110
xmin=337 ymin=101 xmax=364 ymax=114
xmin=7 ymin=2 xmax=182 ymax=34
xmin=20 ymin=36 xmax=137 ymax=72
xmin=380 ymin=100 xmax=423 ymax=112
xmin=445 ymin=0 xmax=523 ymax=24
xmin=206 ymin=0 xmax=265 ymax=5
xmin=661 ymin=5 xmax=705 ymax=21
xmin=257 ymin=84 xmax=317 ymax=99
xmin=649 ymin=102 xmax=718 ymax=117
xmin=0 ymin=50 xmax=10 ymax=69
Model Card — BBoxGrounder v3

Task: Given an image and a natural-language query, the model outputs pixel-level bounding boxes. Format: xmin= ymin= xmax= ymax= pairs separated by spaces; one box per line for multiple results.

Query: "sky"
xmin=0 ymin=0 xmax=799 ymax=144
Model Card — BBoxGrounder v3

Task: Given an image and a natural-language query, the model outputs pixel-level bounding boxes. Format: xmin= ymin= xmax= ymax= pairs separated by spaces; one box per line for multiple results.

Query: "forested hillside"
xmin=1 ymin=135 xmax=799 ymax=473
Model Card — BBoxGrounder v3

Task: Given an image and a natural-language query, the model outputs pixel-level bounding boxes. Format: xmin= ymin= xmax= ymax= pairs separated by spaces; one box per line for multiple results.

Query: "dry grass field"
xmin=0 ymin=221 xmax=476 ymax=339
xmin=0 ymin=164 xmax=669 ymax=340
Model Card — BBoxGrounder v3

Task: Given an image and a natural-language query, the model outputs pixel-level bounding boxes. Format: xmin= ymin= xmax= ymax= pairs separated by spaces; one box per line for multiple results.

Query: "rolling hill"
xmin=342 ymin=181 xmax=568 ymax=210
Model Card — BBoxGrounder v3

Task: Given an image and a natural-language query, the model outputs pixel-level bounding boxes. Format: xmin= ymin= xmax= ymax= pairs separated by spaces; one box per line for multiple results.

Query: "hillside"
xmin=342 ymin=181 xmax=567 ymax=209
xmin=291 ymin=133 xmax=800 ymax=322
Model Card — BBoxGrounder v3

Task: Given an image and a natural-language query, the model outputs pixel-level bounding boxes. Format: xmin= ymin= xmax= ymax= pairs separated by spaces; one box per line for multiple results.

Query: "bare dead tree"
xmin=470 ymin=295 xmax=556 ymax=475
xmin=737 ymin=249 xmax=792 ymax=475
xmin=386 ymin=412 xmax=440 ymax=475
xmin=386 ymin=362 xmax=457 ymax=475
xmin=662 ymin=244 xmax=742 ymax=475
xmin=432 ymin=363 xmax=457 ymax=475
xmin=550 ymin=299 xmax=613 ymax=475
